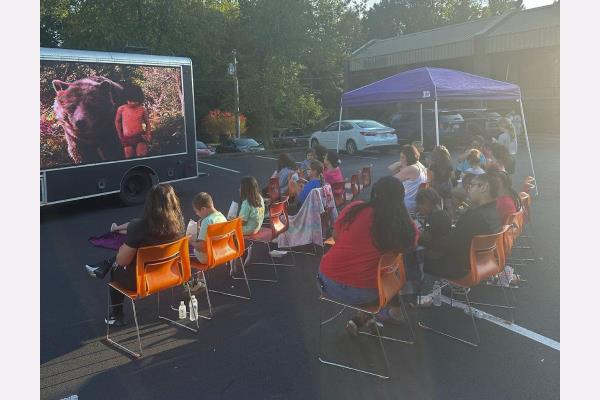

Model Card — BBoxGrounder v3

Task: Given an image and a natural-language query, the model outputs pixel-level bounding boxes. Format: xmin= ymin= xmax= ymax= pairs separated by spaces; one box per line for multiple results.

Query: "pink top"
xmin=324 ymin=168 xmax=344 ymax=194
xmin=496 ymin=195 xmax=517 ymax=225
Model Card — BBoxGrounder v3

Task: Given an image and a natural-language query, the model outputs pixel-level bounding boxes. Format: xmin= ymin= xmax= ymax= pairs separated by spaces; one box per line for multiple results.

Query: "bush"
xmin=201 ymin=109 xmax=246 ymax=142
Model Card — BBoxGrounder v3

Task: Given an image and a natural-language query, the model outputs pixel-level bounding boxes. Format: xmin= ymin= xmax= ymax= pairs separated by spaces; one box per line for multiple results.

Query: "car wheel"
xmin=311 ymin=138 xmax=319 ymax=148
xmin=346 ymin=140 xmax=357 ymax=155
xmin=120 ymin=169 xmax=153 ymax=206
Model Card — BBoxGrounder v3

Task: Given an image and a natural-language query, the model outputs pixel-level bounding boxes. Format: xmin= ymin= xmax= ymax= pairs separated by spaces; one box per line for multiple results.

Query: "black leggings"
xmin=109 ymin=261 xmax=137 ymax=316
xmin=423 ymin=255 xmax=468 ymax=280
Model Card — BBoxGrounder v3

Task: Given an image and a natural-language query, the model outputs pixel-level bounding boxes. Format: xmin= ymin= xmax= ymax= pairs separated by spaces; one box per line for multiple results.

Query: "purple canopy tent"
xmin=336 ymin=67 xmax=537 ymax=194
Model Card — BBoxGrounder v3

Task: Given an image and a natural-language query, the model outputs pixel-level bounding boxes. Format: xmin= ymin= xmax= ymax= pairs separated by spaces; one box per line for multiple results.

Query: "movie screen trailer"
xmin=40 ymin=61 xmax=186 ymax=170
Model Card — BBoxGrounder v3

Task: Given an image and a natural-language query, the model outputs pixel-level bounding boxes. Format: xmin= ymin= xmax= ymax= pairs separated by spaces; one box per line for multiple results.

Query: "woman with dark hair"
xmin=238 ymin=176 xmax=265 ymax=235
xmin=313 ymin=144 xmax=328 ymax=163
xmin=317 ymin=176 xmax=418 ymax=334
xmin=488 ymin=168 xmax=521 ymax=224
xmin=85 ymin=184 xmax=185 ymax=326
xmin=323 ymin=151 xmax=344 ymax=196
xmin=388 ymin=144 xmax=427 ymax=213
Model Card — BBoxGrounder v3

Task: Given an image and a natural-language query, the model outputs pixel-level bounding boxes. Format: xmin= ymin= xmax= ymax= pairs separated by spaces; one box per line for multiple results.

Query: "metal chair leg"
xmin=209 ymin=256 xmax=252 ymax=300
xmin=418 ymin=286 xmax=481 ymax=348
xmin=105 ymin=288 xmax=142 ymax=358
xmin=157 ymin=284 xmax=199 ymax=333
xmin=232 ymin=243 xmax=279 ymax=283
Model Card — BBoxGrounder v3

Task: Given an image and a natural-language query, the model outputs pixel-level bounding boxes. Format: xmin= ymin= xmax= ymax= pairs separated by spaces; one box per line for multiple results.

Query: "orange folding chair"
xmin=319 ymin=253 xmax=415 ymax=379
xmin=268 ymin=176 xmax=280 ymax=203
xmin=332 ymin=181 xmax=347 ymax=208
xmin=418 ymin=227 xmax=512 ymax=347
xmin=244 ymin=200 xmax=295 ymax=279
xmin=360 ymin=165 xmax=373 ymax=188
xmin=189 ymin=218 xmax=252 ymax=319
xmin=106 ymin=237 xmax=195 ymax=358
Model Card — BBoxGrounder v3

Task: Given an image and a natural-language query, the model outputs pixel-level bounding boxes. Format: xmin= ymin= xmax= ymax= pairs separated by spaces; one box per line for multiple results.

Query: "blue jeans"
xmin=317 ymin=271 xmax=379 ymax=307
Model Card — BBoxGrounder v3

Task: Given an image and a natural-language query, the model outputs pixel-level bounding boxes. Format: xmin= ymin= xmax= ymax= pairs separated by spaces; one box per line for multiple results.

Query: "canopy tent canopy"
xmin=341 ymin=67 xmax=521 ymax=107
xmin=336 ymin=67 xmax=537 ymax=195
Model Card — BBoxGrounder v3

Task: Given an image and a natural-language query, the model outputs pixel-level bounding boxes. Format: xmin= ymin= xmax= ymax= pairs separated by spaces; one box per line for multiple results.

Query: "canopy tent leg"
xmin=420 ymin=103 xmax=424 ymax=144
xmin=518 ymin=98 xmax=539 ymax=197
xmin=337 ymin=101 xmax=343 ymax=153
xmin=434 ymin=100 xmax=440 ymax=147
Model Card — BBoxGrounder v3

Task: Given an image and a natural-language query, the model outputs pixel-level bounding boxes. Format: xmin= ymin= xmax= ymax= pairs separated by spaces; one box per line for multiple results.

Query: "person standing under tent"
xmin=497 ymin=117 xmax=517 ymax=174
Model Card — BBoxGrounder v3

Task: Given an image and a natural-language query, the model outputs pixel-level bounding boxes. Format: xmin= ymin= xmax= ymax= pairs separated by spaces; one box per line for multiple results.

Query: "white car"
xmin=309 ymin=120 xmax=397 ymax=155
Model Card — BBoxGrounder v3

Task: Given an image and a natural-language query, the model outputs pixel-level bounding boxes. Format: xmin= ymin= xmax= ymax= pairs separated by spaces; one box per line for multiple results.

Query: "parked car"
xmin=271 ymin=128 xmax=311 ymax=148
xmin=216 ymin=137 xmax=266 ymax=153
xmin=388 ymin=110 xmax=465 ymax=149
xmin=309 ymin=120 xmax=397 ymax=155
xmin=452 ymin=109 xmax=502 ymax=141
xmin=195 ymin=140 xmax=215 ymax=158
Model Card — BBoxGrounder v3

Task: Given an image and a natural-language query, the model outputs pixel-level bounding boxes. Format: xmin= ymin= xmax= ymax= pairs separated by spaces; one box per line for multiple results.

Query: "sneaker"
xmin=411 ymin=295 xmax=434 ymax=308
xmin=345 ymin=319 xmax=359 ymax=337
xmin=375 ymin=307 xmax=405 ymax=325
xmin=110 ymin=222 xmax=118 ymax=232
xmin=105 ymin=314 xmax=127 ymax=327
xmin=188 ymin=278 xmax=206 ymax=293
xmin=366 ymin=316 xmax=385 ymax=333
xmin=85 ymin=260 xmax=113 ymax=279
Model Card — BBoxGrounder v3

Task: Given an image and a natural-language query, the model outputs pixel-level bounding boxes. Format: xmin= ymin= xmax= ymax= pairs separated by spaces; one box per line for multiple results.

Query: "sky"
xmin=363 ymin=0 xmax=556 ymax=10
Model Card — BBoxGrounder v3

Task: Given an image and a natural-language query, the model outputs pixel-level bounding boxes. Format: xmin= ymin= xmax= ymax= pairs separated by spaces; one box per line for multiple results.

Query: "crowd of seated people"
xmin=87 ymin=120 xmax=527 ymax=335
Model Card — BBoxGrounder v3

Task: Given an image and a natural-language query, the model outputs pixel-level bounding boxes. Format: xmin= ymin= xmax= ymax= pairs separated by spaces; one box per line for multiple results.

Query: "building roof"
xmin=350 ymin=3 xmax=559 ymax=72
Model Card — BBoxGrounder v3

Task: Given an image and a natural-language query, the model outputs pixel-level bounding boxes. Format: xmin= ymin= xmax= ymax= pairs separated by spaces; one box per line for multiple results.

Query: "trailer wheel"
xmin=120 ymin=169 xmax=152 ymax=206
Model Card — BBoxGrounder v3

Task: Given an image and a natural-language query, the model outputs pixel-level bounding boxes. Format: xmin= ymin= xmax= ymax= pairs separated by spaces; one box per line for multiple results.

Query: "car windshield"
xmin=236 ymin=138 xmax=259 ymax=146
xmin=196 ymin=141 xmax=207 ymax=149
xmin=356 ymin=121 xmax=386 ymax=129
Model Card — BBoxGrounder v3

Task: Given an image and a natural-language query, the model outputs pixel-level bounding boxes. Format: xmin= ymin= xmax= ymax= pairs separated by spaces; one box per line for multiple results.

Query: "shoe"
xmin=345 ymin=319 xmax=359 ymax=337
xmin=188 ymin=278 xmax=206 ymax=293
xmin=110 ymin=222 xmax=118 ymax=232
xmin=105 ymin=314 xmax=127 ymax=327
xmin=366 ymin=316 xmax=385 ymax=333
xmin=85 ymin=260 xmax=113 ymax=279
xmin=411 ymin=295 xmax=434 ymax=308
xmin=375 ymin=308 xmax=405 ymax=326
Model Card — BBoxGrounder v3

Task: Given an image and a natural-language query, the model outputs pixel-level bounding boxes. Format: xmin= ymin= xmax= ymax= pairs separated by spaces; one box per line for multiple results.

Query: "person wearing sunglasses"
xmin=423 ymin=173 xmax=501 ymax=280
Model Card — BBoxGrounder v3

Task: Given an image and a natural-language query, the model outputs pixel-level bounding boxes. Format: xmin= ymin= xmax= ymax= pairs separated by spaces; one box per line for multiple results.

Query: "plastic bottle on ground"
xmin=178 ymin=301 xmax=187 ymax=319
xmin=189 ymin=295 xmax=198 ymax=321
xmin=433 ymin=281 xmax=441 ymax=306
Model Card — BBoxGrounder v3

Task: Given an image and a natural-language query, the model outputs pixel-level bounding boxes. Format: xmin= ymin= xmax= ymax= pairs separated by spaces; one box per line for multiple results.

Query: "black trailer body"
xmin=40 ymin=48 xmax=198 ymax=206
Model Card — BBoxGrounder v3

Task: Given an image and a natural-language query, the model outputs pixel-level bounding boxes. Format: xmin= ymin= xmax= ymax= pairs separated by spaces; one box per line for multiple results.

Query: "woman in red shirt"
xmin=318 ymin=176 xmax=418 ymax=334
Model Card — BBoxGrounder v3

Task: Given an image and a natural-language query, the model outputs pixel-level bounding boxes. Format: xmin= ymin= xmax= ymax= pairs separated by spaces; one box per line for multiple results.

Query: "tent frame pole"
xmin=434 ymin=100 xmax=440 ymax=147
xmin=420 ymin=103 xmax=424 ymax=144
xmin=518 ymin=98 xmax=539 ymax=196
xmin=337 ymin=101 xmax=343 ymax=153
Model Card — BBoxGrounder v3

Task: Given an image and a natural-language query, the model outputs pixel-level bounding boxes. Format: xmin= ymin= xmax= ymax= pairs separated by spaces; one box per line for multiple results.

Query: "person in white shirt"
xmin=496 ymin=117 xmax=517 ymax=174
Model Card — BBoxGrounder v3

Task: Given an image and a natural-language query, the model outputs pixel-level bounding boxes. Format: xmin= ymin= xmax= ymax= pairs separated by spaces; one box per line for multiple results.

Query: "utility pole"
xmin=231 ymin=49 xmax=241 ymax=139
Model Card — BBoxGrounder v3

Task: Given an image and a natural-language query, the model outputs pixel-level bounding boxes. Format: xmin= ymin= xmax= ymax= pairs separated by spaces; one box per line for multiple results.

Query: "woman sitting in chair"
xmin=323 ymin=151 xmax=345 ymax=197
xmin=388 ymin=144 xmax=428 ymax=214
xmin=85 ymin=184 xmax=185 ymax=326
xmin=317 ymin=176 xmax=418 ymax=335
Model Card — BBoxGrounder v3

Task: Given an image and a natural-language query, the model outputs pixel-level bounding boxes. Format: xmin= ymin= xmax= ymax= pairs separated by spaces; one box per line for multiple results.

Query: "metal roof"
xmin=486 ymin=3 xmax=559 ymax=53
xmin=40 ymin=47 xmax=193 ymax=67
xmin=350 ymin=15 xmax=502 ymax=71
xmin=350 ymin=3 xmax=559 ymax=72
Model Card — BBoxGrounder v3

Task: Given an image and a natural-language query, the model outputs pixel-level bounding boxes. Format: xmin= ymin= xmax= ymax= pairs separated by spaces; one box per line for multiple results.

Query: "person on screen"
xmin=115 ymin=83 xmax=152 ymax=159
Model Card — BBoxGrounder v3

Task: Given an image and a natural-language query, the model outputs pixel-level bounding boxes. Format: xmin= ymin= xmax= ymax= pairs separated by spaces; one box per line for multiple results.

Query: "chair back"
xmin=376 ymin=253 xmax=407 ymax=311
xmin=360 ymin=165 xmax=372 ymax=188
xmin=350 ymin=174 xmax=360 ymax=198
xmin=135 ymin=237 xmax=191 ymax=298
xmin=466 ymin=228 xmax=507 ymax=285
xmin=268 ymin=177 xmax=280 ymax=202
xmin=518 ymin=192 xmax=531 ymax=222
xmin=269 ymin=200 xmax=289 ymax=238
xmin=331 ymin=181 xmax=346 ymax=207
xmin=205 ymin=218 xmax=245 ymax=268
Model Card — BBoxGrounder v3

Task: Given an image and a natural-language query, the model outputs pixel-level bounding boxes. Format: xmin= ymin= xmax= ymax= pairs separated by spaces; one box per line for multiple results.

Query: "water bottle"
xmin=433 ymin=281 xmax=441 ymax=306
xmin=189 ymin=295 xmax=198 ymax=321
xmin=178 ymin=301 xmax=187 ymax=319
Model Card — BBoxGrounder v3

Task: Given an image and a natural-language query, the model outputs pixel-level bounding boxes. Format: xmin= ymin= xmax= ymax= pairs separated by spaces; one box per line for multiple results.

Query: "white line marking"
xmin=255 ymin=155 xmax=278 ymax=161
xmin=196 ymin=161 xmax=240 ymax=174
xmin=441 ymin=295 xmax=560 ymax=351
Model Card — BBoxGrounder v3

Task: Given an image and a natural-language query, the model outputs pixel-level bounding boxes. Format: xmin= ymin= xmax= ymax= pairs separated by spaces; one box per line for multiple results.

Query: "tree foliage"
xmin=40 ymin=0 xmax=526 ymax=144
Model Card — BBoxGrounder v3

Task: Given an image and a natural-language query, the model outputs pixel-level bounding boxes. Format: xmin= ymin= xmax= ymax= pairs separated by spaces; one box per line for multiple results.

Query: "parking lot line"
xmin=441 ymin=295 xmax=560 ymax=351
xmin=347 ymin=155 xmax=378 ymax=160
xmin=255 ymin=155 xmax=279 ymax=161
xmin=197 ymin=161 xmax=240 ymax=174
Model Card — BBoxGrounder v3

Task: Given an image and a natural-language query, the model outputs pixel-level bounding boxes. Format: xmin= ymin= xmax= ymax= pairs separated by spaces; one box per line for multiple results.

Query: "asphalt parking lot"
xmin=40 ymin=137 xmax=559 ymax=400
